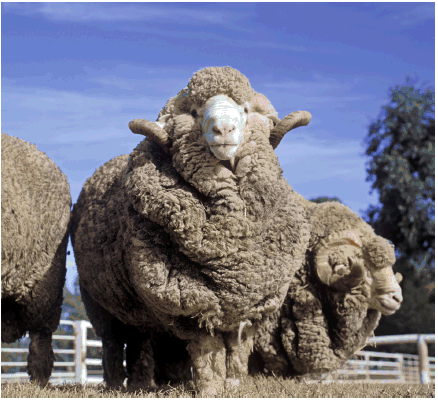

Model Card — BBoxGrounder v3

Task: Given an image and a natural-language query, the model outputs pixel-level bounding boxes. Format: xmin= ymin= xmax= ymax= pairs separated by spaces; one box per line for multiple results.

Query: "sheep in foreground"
xmin=251 ymin=199 xmax=403 ymax=377
xmin=1 ymin=133 xmax=71 ymax=385
xmin=71 ymin=66 xmax=312 ymax=392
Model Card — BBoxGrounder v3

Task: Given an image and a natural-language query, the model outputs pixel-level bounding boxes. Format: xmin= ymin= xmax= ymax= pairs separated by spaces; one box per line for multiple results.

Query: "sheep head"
xmin=129 ymin=67 xmax=311 ymax=163
xmin=313 ymin=230 xmax=403 ymax=315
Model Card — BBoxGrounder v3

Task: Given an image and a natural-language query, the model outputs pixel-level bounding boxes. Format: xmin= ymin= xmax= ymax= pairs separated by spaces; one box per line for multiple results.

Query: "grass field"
xmin=1 ymin=377 xmax=435 ymax=398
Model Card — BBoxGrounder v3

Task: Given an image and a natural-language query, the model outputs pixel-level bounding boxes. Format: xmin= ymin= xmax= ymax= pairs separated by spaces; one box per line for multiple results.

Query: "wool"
xmin=1 ymin=133 xmax=71 ymax=385
xmin=251 ymin=200 xmax=400 ymax=377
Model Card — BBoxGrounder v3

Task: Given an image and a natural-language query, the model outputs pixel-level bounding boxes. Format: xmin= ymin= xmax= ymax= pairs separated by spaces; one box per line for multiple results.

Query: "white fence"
xmin=1 ymin=320 xmax=435 ymax=385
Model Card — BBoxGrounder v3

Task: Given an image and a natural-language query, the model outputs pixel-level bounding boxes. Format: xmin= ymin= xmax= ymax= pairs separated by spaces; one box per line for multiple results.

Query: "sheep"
xmin=250 ymin=198 xmax=404 ymax=377
xmin=1 ymin=133 xmax=71 ymax=386
xmin=70 ymin=66 xmax=312 ymax=392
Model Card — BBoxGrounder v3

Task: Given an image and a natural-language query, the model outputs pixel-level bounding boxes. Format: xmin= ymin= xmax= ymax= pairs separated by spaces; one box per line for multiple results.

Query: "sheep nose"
xmin=212 ymin=122 xmax=235 ymax=136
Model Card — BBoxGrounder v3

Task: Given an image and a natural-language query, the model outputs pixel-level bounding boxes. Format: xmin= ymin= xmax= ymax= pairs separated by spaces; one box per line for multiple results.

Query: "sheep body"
xmin=251 ymin=199 xmax=403 ymax=376
xmin=1 ymin=133 xmax=71 ymax=385
xmin=71 ymin=67 xmax=311 ymax=391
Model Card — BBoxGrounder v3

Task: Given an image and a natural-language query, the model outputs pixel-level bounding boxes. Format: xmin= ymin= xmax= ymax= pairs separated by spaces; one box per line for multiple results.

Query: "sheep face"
xmin=191 ymin=94 xmax=250 ymax=161
xmin=314 ymin=231 xmax=403 ymax=315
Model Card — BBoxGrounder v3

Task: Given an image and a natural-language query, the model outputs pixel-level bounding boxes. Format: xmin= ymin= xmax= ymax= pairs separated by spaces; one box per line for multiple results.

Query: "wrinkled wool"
xmin=123 ymin=110 xmax=310 ymax=330
xmin=252 ymin=201 xmax=387 ymax=376
xmin=253 ymin=263 xmax=381 ymax=376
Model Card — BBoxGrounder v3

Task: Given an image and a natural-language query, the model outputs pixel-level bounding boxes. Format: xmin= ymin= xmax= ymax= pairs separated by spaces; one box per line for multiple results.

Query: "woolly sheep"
xmin=1 ymin=133 xmax=71 ymax=385
xmin=251 ymin=198 xmax=403 ymax=376
xmin=71 ymin=66 xmax=312 ymax=392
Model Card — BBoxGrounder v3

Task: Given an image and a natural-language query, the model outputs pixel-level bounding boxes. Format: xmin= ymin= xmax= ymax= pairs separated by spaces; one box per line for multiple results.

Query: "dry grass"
xmin=1 ymin=377 xmax=435 ymax=398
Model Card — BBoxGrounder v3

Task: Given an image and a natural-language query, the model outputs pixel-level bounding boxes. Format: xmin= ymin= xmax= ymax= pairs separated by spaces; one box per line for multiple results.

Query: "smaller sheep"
xmin=1 ymin=133 xmax=71 ymax=386
xmin=251 ymin=199 xmax=403 ymax=377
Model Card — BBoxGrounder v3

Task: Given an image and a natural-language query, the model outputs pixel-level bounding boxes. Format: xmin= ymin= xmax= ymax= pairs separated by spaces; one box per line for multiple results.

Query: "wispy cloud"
xmin=2 ymin=2 xmax=253 ymax=30
xmin=262 ymin=73 xmax=374 ymax=110
xmin=379 ymin=3 xmax=435 ymax=27
xmin=1 ymin=81 xmax=167 ymax=143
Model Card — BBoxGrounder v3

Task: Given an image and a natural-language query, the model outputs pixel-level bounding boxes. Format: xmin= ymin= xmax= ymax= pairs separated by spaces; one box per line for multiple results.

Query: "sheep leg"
xmin=101 ymin=329 xmax=126 ymax=389
xmin=186 ymin=334 xmax=227 ymax=394
xmin=27 ymin=329 xmax=55 ymax=386
xmin=125 ymin=329 xmax=157 ymax=391
xmin=224 ymin=325 xmax=255 ymax=384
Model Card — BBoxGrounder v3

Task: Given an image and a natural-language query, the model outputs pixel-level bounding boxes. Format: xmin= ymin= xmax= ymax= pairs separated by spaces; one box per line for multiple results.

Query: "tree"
xmin=364 ymin=78 xmax=434 ymax=280
xmin=309 ymin=196 xmax=343 ymax=204
xmin=363 ymin=78 xmax=435 ymax=349
xmin=62 ymin=274 xmax=88 ymax=321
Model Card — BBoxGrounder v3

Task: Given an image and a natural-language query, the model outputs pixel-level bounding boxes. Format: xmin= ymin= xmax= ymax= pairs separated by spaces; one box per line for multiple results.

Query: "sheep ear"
xmin=128 ymin=119 xmax=170 ymax=154
xmin=269 ymin=111 xmax=311 ymax=149
xmin=313 ymin=230 xmax=365 ymax=291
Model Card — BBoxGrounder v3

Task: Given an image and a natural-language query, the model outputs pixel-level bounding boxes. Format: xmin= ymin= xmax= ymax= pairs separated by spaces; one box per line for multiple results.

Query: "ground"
xmin=1 ymin=377 xmax=435 ymax=398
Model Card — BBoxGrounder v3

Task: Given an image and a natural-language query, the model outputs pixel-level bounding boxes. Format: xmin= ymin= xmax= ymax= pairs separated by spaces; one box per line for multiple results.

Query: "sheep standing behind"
xmin=251 ymin=198 xmax=403 ymax=377
xmin=1 ymin=133 xmax=71 ymax=385
xmin=71 ymin=66 xmax=312 ymax=392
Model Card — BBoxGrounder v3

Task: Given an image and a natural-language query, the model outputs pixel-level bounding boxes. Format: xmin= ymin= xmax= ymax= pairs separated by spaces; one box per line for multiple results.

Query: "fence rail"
xmin=1 ymin=320 xmax=435 ymax=384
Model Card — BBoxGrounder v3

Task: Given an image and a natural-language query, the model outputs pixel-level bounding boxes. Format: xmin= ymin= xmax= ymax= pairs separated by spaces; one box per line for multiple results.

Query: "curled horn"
xmin=128 ymin=119 xmax=171 ymax=154
xmin=314 ymin=230 xmax=366 ymax=291
xmin=269 ymin=110 xmax=312 ymax=149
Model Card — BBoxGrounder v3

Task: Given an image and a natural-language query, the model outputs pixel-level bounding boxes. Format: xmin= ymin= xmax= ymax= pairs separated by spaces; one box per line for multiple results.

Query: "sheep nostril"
xmin=393 ymin=293 xmax=403 ymax=304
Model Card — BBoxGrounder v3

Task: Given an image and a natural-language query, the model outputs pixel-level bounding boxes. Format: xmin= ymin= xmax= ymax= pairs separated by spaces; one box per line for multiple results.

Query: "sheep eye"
xmin=244 ymin=106 xmax=249 ymax=114
xmin=191 ymin=109 xmax=198 ymax=118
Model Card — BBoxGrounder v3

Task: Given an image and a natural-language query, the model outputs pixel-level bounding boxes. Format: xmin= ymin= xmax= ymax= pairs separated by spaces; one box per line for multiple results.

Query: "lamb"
xmin=70 ymin=66 xmax=312 ymax=392
xmin=1 ymin=133 xmax=71 ymax=386
xmin=251 ymin=198 xmax=403 ymax=377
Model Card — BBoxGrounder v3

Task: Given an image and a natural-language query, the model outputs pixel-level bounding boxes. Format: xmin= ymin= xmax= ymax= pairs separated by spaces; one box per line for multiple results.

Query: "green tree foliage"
xmin=363 ymin=78 xmax=435 ymax=351
xmin=309 ymin=196 xmax=343 ymax=204
xmin=364 ymin=78 xmax=435 ymax=280
xmin=62 ymin=274 xmax=88 ymax=321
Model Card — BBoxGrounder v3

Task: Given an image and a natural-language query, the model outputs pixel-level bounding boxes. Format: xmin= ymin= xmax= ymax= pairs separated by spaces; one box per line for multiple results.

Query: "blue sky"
xmin=1 ymin=2 xmax=435 ymax=291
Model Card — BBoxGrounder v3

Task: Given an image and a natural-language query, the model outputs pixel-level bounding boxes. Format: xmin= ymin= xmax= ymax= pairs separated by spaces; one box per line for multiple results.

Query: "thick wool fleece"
xmin=1 ymin=133 xmax=71 ymax=342
xmin=188 ymin=66 xmax=254 ymax=106
xmin=253 ymin=264 xmax=381 ymax=376
xmin=72 ymin=68 xmax=310 ymax=338
xmin=73 ymin=124 xmax=310 ymax=338
xmin=252 ymin=202 xmax=387 ymax=376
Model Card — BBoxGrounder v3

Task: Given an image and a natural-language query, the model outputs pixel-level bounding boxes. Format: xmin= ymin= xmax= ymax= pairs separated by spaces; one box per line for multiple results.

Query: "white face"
xmin=192 ymin=94 xmax=249 ymax=161
xmin=366 ymin=265 xmax=403 ymax=315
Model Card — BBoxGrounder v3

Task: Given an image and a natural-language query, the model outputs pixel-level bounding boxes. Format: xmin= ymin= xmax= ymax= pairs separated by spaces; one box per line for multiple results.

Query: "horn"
xmin=128 ymin=119 xmax=170 ymax=154
xmin=269 ymin=111 xmax=311 ymax=149
xmin=314 ymin=230 xmax=364 ymax=291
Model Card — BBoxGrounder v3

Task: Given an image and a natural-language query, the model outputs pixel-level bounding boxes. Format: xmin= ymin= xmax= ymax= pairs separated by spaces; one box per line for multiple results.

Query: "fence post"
xmin=417 ymin=335 xmax=430 ymax=384
xmin=396 ymin=354 xmax=404 ymax=382
xmin=365 ymin=354 xmax=370 ymax=382
xmin=74 ymin=320 xmax=88 ymax=383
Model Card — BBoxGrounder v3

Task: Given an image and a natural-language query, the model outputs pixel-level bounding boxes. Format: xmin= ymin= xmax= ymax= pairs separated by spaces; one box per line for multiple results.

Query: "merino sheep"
xmin=251 ymin=198 xmax=403 ymax=376
xmin=71 ymin=66 xmax=312 ymax=392
xmin=1 ymin=133 xmax=71 ymax=385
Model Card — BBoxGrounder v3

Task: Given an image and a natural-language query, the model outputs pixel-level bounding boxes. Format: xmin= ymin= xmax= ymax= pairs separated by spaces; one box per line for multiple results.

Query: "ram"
xmin=251 ymin=194 xmax=403 ymax=376
xmin=71 ymin=66 xmax=312 ymax=392
xmin=1 ymin=133 xmax=71 ymax=386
